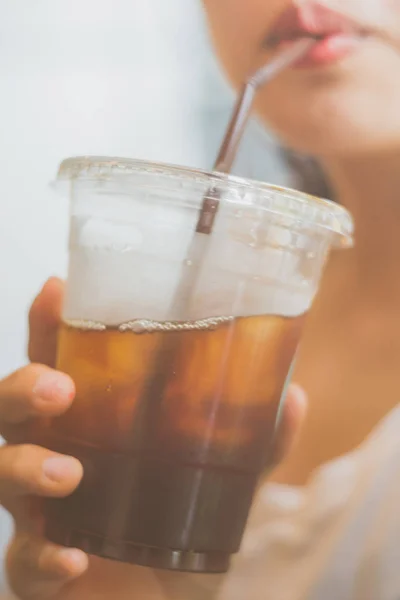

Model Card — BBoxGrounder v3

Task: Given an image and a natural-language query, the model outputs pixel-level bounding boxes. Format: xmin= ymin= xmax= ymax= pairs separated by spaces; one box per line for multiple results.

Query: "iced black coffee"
xmin=37 ymin=157 xmax=353 ymax=573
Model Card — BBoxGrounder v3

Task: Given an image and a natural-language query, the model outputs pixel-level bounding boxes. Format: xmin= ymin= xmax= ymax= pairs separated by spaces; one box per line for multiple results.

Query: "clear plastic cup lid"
xmin=57 ymin=156 xmax=353 ymax=247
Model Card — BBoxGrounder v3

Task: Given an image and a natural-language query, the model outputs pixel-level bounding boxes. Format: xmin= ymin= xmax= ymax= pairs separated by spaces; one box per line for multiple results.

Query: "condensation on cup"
xmin=36 ymin=157 xmax=353 ymax=574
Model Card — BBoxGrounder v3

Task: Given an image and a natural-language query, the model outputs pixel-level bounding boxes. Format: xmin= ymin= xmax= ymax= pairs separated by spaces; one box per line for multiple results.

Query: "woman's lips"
xmin=276 ymin=33 xmax=365 ymax=68
xmin=266 ymin=3 xmax=368 ymax=68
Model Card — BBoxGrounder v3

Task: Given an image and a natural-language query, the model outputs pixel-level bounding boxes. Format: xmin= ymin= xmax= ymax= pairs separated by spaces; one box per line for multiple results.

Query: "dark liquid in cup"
xmin=38 ymin=314 xmax=303 ymax=573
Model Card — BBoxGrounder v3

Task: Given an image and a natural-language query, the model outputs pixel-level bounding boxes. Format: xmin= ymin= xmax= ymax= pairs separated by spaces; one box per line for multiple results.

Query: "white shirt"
xmin=163 ymin=404 xmax=400 ymax=600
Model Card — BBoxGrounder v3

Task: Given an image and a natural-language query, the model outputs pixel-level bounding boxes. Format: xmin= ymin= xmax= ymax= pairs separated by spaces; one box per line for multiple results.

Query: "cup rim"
xmin=57 ymin=155 xmax=353 ymax=248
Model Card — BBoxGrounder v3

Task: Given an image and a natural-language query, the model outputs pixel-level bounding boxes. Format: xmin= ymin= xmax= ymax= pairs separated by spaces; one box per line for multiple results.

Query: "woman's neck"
xmin=323 ymin=151 xmax=400 ymax=301
xmin=270 ymin=150 xmax=400 ymax=486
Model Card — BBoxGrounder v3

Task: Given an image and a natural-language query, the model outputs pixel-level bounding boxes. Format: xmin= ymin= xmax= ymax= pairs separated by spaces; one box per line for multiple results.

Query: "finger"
xmin=0 ymin=363 xmax=74 ymax=438
xmin=270 ymin=383 xmax=307 ymax=466
xmin=28 ymin=278 xmax=64 ymax=367
xmin=7 ymin=534 xmax=88 ymax=600
xmin=0 ymin=444 xmax=82 ymax=500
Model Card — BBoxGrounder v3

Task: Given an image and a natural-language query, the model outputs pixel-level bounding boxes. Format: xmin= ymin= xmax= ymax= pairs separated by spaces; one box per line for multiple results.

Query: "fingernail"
xmin=40 ymin=276 xmax=59 ymax=295
xmin=43 ymin=456 xmax=80 ymax=482
xmin=33 ymin=372 xmax=74 ymax=404
xmin=288 ymin=383 xmax=308 ymax=411
xmin=58 ymin=548 xmax=88 ymax=573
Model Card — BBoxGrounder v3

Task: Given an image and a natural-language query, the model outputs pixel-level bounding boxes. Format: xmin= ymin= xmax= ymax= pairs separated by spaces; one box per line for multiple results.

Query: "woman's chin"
xmin=261 ymin=105 xmax=400 ymax=160
xmin=254 ymin=56 xmax=400 ymax=158
xmin=274 ymin=134 xmax=395 ymax=162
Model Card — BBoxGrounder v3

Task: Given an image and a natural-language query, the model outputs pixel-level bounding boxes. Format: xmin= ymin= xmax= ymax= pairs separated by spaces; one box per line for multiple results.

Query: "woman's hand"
xmin=3 ymin=278 xmax=307 ymax=600
xmin=3 ymin=278 xmax=88 ymax=599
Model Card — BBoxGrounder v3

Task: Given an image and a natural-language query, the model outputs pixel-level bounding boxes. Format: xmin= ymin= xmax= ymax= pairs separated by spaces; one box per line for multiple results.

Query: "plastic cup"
xmin=37 ymin=157 xmax=353 ymax=574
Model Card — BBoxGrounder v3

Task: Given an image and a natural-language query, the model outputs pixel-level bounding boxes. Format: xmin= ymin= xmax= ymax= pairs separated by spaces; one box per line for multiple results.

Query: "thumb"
xmin=28 ymin=277 xmax=64 ymax=368
xmin=270 ymin=383 xmax=308 ymax=467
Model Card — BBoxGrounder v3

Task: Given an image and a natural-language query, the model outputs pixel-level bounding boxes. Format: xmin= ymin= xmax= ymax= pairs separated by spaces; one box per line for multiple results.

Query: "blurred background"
xmin=0 ymin=0 xmax=292 ymax=592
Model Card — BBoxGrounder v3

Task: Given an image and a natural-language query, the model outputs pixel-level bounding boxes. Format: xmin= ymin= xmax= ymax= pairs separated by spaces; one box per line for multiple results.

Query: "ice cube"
xmin=64 ymin=200 xmax=201 ymax=325
xmin=75 ymin=217 xmax=144 ymax=251
xmin=187 ymin=204 xmax=316 ymax=320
